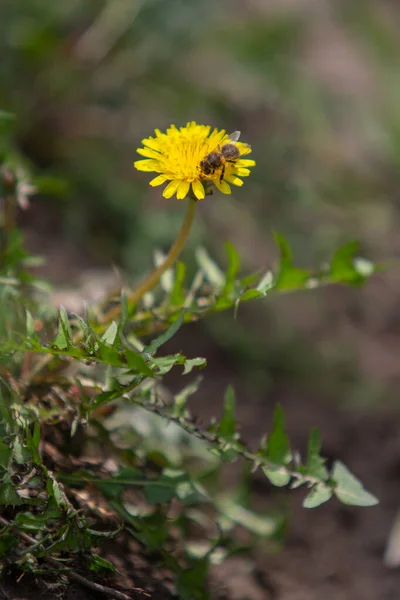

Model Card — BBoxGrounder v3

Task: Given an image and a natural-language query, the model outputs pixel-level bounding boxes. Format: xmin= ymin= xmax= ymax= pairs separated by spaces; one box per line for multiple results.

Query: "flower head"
xmin=134 ymin=121 xmax=255 ymax=200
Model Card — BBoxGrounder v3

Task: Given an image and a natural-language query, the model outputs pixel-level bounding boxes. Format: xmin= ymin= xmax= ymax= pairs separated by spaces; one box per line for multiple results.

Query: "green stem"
xmin=101 ymin=197 xmax=197 ymax=323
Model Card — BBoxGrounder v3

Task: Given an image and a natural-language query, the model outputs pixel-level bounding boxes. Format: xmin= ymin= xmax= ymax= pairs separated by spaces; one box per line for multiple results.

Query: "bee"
xmin=200 ymin=131 xmax=242 ymax=183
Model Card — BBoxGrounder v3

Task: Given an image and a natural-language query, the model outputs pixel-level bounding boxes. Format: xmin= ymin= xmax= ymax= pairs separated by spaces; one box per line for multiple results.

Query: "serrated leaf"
xmin=306 ymin=428 xmax=328 ymax=481
xmin=145 ymin=310 xmax=185 ymax=354
xmin=303 ymin=483 xmax=333 ymax=508
xmin=332 ymin=461 xmax=378 ymax=507
xmin=266 ymin=404 xmax=291 ymax=465
xmin=217 ymin=386 xmax=236 ymax=440
xmin=101 ymin=321 xmax=118 ymax=346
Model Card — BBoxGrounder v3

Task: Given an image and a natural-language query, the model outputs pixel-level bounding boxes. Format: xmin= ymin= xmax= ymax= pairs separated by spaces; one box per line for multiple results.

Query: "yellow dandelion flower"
xmin=134 ymin=121 xmax=255 ymax=200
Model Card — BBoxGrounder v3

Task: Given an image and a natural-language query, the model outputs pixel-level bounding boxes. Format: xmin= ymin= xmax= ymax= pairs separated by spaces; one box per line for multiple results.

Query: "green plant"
xmin=0 ymin=117 xmax=379 ymax=600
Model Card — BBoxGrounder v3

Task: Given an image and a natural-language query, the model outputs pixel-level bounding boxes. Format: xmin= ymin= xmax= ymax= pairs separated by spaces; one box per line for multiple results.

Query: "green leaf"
xmin=303 ymin=483 xmax=333 ymax=508
xmin=169 ymin=261 xmax=186 ymax=306
xmin=144 ymin=471 xmax=191 ymax=505
xmin=274 ymin=232 xmax=310 ymax=290
xmin=332 ymin=461 xmax=378 ymax=507
xmin=195 ymin=247 xmax=225 ymax=290
xmin=262 ymin=467 xmax=290 ymax=487
xmin=217 ymin=386 xmax=236 ymax=440
xmin=182 ymin=357 xmax=206 ymax=375
xmin=125 ymin=349 xmax=154 ymax=377
xmin=88 ymin=554 xmax=117 ymax=573
xmin=222 ymin=242 xmax=240 ymax=297
xmin=101 ymin=321 xmax=118 ymax=346
xmin=0 ymin=442 xmax=11 ymax=469
xmin=176 ymin=557 xmax=210 ymax=600
xmin=53 ymin=306 xmax=72 ymax=350
xmin=173 ymin=377 xmax=202 ymax=416
xmin=215 ymin=496 xmax=277 ymax=536
xmin=256 ymin=270 xmax=274 ymax=294
xmin=240 ymin=289 xmax=262 ymax=302
xmin=13 ymin=437 xmax=31 ymax=465
xmin=266 ymin=404 xmax=291 ymax=465
xmin=145 ymin=310 xmax=185 ymax=354
xmin=25 ymin=311 xmax=36 ymax=339
xmin=0 ymin=473 xmax=24 ymax=505
xmin=305 ymin=428 xmax=328 ymax=481
xmin=329 ymin=241 xmax=368 ymax=284
xmin=120 ymin=289 xmax=129 ymax=327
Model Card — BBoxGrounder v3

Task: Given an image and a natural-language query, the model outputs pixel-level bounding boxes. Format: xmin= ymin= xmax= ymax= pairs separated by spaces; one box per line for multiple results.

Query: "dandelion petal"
xmin=192 ymin=180 xmax=205 ymax=199
xmin=214 ymin=179 xmax=232 ymax=194
xmin=163 ymin=179 xmax=182 ymax=199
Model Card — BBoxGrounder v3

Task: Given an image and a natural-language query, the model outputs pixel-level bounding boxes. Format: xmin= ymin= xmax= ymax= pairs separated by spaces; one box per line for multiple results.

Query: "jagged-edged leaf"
xmin=332 ymin=461 xmax=378 ymax=507
xmin=305 ymin=428 xmax=328 ymax=481
xmin=303 ymin=483 xmax=333 ymax=508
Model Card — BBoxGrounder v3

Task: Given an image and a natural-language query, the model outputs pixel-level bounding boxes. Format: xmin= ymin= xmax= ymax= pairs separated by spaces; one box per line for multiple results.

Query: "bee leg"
xmin=219 ymin=164 xmax=226 ymax=183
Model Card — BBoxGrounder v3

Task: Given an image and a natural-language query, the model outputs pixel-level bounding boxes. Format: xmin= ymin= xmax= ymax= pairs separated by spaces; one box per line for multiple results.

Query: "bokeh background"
xmin=2 ymin=1 xmax=400 ymax=598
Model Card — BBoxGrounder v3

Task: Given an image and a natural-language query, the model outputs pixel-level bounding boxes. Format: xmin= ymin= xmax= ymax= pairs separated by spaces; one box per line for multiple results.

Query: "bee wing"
xmin=227 ymin=130 xmax=241 ymax=143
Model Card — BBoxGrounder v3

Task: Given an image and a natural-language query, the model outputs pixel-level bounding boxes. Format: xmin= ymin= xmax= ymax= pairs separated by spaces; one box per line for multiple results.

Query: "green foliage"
xmin=0 ymin=147 xmax=380 ymax=597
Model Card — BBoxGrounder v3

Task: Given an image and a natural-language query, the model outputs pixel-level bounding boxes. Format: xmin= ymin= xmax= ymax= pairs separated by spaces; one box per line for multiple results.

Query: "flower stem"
xmin=100 ymin=197 xmax=197 ymax=324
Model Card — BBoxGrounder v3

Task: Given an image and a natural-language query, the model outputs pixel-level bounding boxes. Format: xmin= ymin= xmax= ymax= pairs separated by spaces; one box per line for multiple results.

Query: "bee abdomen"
xmin=221 ymin=144 xmax=240 ymax=160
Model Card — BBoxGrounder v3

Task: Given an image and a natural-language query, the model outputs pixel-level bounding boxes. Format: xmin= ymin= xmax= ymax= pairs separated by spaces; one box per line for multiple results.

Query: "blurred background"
xmin=2 ymin=0 xmax=400 ymax=597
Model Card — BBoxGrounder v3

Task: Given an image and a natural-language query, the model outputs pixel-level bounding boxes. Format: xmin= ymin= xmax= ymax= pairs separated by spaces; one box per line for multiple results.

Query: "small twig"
xmin=0 ymin=515 xmax=149 ymax=600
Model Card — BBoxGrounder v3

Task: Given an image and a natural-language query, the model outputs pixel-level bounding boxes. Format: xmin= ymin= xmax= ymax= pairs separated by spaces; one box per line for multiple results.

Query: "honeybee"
xmin=200 ymin=130 xmax=242 ymax=183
